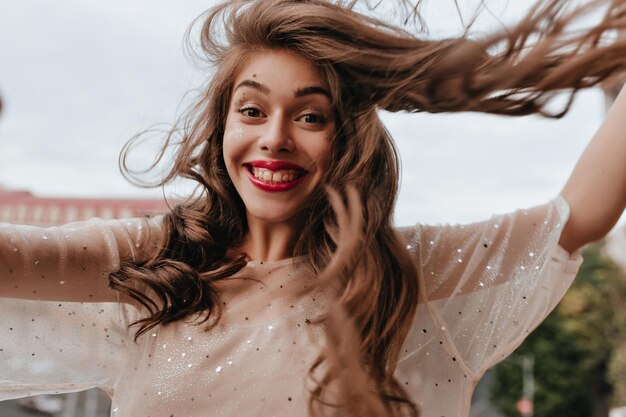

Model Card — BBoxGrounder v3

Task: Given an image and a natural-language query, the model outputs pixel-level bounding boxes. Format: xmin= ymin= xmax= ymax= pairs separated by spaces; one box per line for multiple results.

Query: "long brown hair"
xmin=110 ymin=1 xmax=626 ymax=416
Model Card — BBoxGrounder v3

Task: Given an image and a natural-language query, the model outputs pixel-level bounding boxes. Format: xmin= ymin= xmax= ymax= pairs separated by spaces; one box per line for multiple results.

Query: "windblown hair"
xmin=110 ymin=0 xmax=626 ymax=416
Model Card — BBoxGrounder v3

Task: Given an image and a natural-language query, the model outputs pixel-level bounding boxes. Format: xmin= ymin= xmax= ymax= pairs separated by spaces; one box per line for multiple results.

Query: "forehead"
xmin=233 ymin=49 xmax=328 ymax=91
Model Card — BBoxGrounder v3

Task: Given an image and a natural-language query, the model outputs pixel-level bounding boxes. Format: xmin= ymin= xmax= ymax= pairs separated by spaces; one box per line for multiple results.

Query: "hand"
xmin=316 ymin=184 xmax=364 ymax=295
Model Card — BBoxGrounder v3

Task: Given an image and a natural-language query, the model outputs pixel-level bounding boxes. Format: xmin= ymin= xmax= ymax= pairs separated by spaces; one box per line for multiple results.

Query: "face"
xmin=223 ymin=49 xmax=335 ymax=227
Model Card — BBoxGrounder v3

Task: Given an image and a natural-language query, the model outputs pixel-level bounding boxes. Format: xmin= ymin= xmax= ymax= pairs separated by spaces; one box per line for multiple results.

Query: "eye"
xmin=298 ymin=112 xmax=327 ymax=125
xmin=237 ymin=107 xmax=263 ymax=118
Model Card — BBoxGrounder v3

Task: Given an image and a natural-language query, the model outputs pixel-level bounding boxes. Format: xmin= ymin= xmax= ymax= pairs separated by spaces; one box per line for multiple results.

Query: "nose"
xmin=257 ymin=115 xmax=294 ymax=154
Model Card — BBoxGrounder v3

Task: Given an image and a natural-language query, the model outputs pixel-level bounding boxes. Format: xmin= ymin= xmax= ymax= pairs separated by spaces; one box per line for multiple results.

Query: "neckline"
xmin=214 ymin=255 xmax=324 ymax=329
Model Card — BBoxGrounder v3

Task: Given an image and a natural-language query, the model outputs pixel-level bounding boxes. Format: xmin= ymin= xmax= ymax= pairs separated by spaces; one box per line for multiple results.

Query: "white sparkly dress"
xmin=0 ymin=196 xmax=583 ymax=417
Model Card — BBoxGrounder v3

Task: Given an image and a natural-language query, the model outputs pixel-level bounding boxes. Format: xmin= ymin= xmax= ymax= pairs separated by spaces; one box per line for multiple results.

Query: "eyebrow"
xmin=294 ymin=86 xmax=332 ymax=100
xmin=234 ymin=80 xmax=270 ymax=95
xmin=234 ymin=80 xmax=332 ymax=100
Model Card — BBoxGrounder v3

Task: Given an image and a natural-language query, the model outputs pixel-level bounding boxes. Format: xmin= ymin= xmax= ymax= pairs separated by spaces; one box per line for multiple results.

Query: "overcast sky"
xmin=0 ymin=1 xmax=617 ymax=226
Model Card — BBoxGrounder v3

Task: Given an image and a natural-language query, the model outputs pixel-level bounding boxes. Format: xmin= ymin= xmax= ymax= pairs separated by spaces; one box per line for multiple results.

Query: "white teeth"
xmin=250 ymin=167 xmax=303 ymax=184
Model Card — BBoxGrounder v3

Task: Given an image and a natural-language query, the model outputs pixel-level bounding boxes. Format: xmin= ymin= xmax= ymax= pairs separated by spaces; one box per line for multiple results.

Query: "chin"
xmin=245 ymin=204 xmax=306 ymax=226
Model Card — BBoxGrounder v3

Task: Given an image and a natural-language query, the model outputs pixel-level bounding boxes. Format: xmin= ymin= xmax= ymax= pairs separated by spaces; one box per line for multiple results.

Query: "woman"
xmin=1 ymin=1 xmax=626 ymax=416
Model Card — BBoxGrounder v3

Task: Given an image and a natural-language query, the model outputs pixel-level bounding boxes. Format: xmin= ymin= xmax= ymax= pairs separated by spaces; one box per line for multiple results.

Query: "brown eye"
xmin=300 ymin=113 xmax=326 ymax=124
xmin=238 ymin=107 xmax=262 ymax=118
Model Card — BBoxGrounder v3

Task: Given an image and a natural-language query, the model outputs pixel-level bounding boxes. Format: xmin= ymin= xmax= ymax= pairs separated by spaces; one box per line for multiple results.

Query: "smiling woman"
xmin=223 ymin=50 xmax=335 ymax=250
xmin=2 ymin=1 xmax=626 ymax=417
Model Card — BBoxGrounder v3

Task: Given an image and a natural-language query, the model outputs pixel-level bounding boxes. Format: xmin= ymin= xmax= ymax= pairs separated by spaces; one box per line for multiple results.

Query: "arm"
xmin=559 ymin=84 xmax=626 ymax=253
xmin=399 ymin=199 xmax=583 ymax=378
xmin=400 ymin=196 xmax=580 ymax=302
xmin=0 ymin=298 xmax=133 ymax=401
xmin=0 ymin=217 xmax=162 ymax=303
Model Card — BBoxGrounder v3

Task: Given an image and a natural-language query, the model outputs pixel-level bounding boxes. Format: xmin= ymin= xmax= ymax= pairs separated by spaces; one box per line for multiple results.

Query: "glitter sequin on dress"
xmin=0 ymin=196 xmax=583 ymax=417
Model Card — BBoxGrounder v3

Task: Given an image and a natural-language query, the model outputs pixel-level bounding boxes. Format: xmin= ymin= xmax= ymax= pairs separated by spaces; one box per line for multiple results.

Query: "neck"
xmin=239 ymin=214 xmax=303 ymax=262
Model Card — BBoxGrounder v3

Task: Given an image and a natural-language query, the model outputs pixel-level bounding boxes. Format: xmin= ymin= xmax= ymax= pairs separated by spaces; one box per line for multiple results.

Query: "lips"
xmin=244 ymin=160 xmax=309 ymax=192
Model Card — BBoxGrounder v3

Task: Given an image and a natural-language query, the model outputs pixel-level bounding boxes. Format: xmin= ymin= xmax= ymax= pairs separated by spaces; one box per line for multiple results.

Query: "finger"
xmin=325 ymin=186 xmax=350 ymax=235
xmin=312 ymin=185 xmax=365 ymax=295
xmin=324 ymin=187 xmax=342 ymax=244
xmin=345 ymin=185 xmax=363 ymax=238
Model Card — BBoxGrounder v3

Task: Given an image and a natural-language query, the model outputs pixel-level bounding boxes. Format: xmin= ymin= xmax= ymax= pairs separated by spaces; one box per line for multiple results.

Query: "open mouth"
xmin=243 ymin=161 xmax=309 ymax=191
xmin=247 ymin=166 xmax=307 ymax=184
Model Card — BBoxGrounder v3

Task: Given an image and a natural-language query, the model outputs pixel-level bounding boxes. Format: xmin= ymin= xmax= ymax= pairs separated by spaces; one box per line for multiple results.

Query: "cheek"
xmin=222 ymin=121 xmax=246 ymax=168
xmin=314 ymin=134 xmax=333 ymax=172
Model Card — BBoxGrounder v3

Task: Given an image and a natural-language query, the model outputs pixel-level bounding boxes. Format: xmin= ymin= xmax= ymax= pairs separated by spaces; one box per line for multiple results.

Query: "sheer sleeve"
xmin=0 ymin=298 xmax=139 ymax=400
xmin=0 ymin=217 xmax=163 ymax=302
xmin=400 ymin=196 xmax=583 ymax=377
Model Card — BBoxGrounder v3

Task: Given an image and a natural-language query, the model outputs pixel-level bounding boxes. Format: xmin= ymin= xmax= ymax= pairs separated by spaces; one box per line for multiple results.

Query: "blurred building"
xmin=0 ymin=185 xmax=165 ymax=417
xmin=606 ymin=227 xmax=626 ymax=272
xmin=0 ymin=185 xmax=165 ymax=226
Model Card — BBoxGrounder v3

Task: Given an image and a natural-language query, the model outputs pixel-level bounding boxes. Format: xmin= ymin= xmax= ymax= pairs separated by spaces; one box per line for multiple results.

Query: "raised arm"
xmin=559 ymin=84 xmax=626 ymax=253
xmin=0 ymin=217 xmax=162 ymax=303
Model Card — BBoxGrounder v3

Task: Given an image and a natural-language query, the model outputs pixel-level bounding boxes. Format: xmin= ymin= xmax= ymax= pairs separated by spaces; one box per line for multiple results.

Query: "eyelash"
xmin=236 ymin=106 xmax=327 ymax=124
xmin=301 ymin=113 xmax=327 ymax=124
xmin=237 ymin=107 xmax=262 ymax=118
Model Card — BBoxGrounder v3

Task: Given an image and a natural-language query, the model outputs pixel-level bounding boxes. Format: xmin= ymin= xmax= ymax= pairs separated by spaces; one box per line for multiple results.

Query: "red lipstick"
xmin=244 ymin=160 xmax=309 ymax=192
